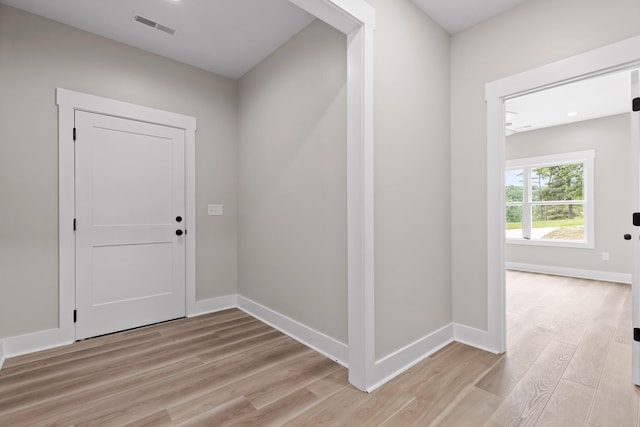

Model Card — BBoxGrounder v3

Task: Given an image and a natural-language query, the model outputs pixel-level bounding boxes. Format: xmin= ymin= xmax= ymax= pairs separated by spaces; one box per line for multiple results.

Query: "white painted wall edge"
xmin=368 ymin=323 xmax=454 ymax=392
xmin=506 ymin=262 xmax=631 ymax=284
xmin=188 ymin=295 xmax=238 ymax=317
xmin=236 ymin=295 xmax=349 ymax=367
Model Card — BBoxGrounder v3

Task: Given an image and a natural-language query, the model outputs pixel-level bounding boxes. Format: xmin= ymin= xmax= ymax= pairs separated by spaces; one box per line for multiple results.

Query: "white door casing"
xmin=487 ymin=35 xmax=640 ymax=367
xmin=74 ymin=111 xmax=186 ymax=340
xmin=56 ymin=88 xmax=197 ymax=349
xmin=631 ymin=70 xmax=640 ymax=385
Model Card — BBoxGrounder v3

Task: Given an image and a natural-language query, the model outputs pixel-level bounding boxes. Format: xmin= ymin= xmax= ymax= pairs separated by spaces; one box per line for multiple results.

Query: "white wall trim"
xmin=0 ymin=299 xmax=500 ymax=391
xmin=0 ymin=296 xmax=350 ymax=372
xmin=367 ymin=323 xmax=454 ymax=392
xmin=237 ymin=295 xmax=349 ymax=367
xmin=486 ymin=34 xmax=640 ymax=355
xmin=0 ymin=340 xmax=5 ymax=370
xmin=0 ymin=296 xmax=231 ymax=361
xmin=631 ymin=71 xmax=640 ymax=385
xmin=56 ymin=88 xmax=197 ymax=345
xmin=2 ymin=328 xmax=73 ymax=359
xmin=188 ymin=295 xmax=238 ymax=317
xmin=454 ymin=324 xmax=501 ymax=354
xmin=507 ymin=262 xmax=631 ymax=284
xmin=289 ymin=0 xmax=376 ymax=391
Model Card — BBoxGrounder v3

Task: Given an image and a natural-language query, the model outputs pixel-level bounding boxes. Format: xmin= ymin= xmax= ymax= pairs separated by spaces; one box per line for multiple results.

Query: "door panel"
xmin=92 ymin=243 xmax=174 ymax=305
xmin=91 ymin=132 xmax=174 ymax=225
xmin=632 ymin=70 xmax=640 ymax=385
xmin=75 ymin=111 xmax=186 ymax=340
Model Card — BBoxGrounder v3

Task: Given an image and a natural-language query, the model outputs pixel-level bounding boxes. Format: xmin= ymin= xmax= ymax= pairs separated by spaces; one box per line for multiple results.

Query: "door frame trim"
xmin=289 ymin=0 xmax=376 ymax=390
xmin=485 ymin=35 xmax=640 ymax=354
xmin=57 ymin=88 xmax=197 ymax=342
xmin=631 ymin=70 xmax=640 ymax=384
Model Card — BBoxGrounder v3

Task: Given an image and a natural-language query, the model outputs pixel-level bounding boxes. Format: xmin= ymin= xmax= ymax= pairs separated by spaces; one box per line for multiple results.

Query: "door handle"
xmin=176 ymin=230 xmax=184 ymax=236
xmin=624 ymin=234 xmax=632 ymax=240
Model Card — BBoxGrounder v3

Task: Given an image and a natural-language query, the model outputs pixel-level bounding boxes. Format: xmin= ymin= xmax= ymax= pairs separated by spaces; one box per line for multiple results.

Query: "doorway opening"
xmin=484 ymin=39 xmax=640 ymax=421
xmin=485 ymin=35 xmax=640 ymax=363
xmin=502 ymin=70 xmax=635 ymax=377
xmin=501 ymin=68 xmax=639 ymax=373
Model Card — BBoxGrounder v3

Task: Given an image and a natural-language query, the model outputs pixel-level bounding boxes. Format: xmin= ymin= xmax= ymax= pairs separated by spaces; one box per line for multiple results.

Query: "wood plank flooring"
xmin=0 ymin=271 xmax=636 ymax=426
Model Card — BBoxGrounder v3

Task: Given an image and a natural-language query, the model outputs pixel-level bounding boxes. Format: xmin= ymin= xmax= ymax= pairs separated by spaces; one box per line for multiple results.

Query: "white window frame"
xmin=506 ymin=150 xmax=595 ymax=249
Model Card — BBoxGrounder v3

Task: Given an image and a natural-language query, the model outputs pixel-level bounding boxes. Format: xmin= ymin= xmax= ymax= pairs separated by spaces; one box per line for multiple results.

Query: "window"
xmin=505 ymin=150 xmax=594 ymax=248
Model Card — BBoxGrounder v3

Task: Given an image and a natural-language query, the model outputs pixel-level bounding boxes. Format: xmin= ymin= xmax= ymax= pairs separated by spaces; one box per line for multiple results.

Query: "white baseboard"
xmin=506 ymin=262 xmax=631 ymax=284
xmin=368 ymin=323 xmax=454 ymax=392
xmin=188 ymin=294 xmax=238 ymax=317
xmin=454 ymin=323 xmax=501 ymax=354
xmin=0 ymin=340 xmax=5 ymax=370
xmin=1 ymin=294 xmax=237 ymax=362
xmin=236 ymin=295 xmax=349 ymax=367
xmin=0 ymin=296 xmax=504 ymax=390
xmin=3 ymin=327 xmax=74 ymax=359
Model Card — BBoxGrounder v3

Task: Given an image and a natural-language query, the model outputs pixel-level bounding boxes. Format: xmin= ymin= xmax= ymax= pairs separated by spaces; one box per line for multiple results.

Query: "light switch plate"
xmin=207 ymin=204 xmax=223 ymax=216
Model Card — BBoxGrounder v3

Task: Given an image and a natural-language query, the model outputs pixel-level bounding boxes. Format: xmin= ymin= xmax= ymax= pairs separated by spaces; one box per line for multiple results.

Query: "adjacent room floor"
xmin=0 ymin=271 xmax=636 ymax=426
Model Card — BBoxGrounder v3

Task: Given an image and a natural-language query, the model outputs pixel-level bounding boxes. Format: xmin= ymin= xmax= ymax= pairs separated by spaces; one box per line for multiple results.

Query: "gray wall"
xmin=506 ymin=114 xmax=631 ymax=275
xmin=237 ymin=0 xmax=453 ymax=359
xmin=237 ymin=20 xmax=349 ymax=343
xmin=0 ymin=5 xmax=238 ymax=339
xmin=368 ymin=0 xmax=451 ymax=360
xmin=0 ymin=2 xmax=454 ymax=364
xmin=451 ymin=0 xmax=640 ymax=330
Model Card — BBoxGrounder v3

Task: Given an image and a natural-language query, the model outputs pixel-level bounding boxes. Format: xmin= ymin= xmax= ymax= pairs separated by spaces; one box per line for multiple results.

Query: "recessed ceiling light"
xmin=568 ymin=111 xmax=579 ymax=117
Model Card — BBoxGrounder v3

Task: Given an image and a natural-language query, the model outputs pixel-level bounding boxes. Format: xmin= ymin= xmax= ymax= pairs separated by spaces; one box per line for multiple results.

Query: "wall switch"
xmin=208 ymin=204 xmax=223 ymax=216
xmin=602 ymin=252 xmax=610 ymax=261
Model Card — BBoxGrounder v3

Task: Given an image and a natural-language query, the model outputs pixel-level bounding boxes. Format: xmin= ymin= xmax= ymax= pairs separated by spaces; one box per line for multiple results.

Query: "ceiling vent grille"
xmin=133 ymin=14 xmax=176 ymax=35
xmin=155 ymin=24 xmax=176 ymax=35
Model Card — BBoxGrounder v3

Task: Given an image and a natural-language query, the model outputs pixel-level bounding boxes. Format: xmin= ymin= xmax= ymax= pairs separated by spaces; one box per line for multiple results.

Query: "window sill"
xmin=506 ymin=237 xmax=593 ymax=249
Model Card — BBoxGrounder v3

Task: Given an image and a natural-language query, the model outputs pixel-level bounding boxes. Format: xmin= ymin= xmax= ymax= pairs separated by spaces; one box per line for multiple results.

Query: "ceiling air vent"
xmin=155 ymin=24 xmax=176 ymax=35
xmin=133 ymin=14 xmax=176 ymax=35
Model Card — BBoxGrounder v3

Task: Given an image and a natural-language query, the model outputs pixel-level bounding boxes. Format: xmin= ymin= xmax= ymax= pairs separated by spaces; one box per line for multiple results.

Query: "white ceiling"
xmin=0 ymin=0 xmax=534 ymax=80
xmin=2 ymin=0 xmax=632 ymax=130
xmin=0 ymin=0 xmax=315 ymax=79
xmin=413 ymin=0 xmax=527 ymax=33
xmin=506 ymin=70 xmax=634 ymax=135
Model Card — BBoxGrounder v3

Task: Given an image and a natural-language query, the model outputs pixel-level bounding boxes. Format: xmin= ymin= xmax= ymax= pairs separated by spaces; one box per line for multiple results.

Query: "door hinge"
xmin=73 ymin=218 xmax=76 ymax=231
xmin=73 ymin=127 xmax=76 ymax=141
xmin=73 ymin=309 xmax=77 ymax=323
xmin=634 ymin=98 xmax=640 ymax=112
xmin=634 ymin=328 xmax=640 ymax=342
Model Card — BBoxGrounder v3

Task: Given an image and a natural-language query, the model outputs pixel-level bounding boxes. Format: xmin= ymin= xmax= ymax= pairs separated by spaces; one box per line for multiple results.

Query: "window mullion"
xmin=523 ymin=167 xmax=532 ymax=239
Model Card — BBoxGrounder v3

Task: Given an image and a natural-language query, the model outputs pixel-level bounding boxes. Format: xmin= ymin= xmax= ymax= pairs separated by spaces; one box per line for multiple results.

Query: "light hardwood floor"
xmin=0 ymin=271 xmax=636 ymax=426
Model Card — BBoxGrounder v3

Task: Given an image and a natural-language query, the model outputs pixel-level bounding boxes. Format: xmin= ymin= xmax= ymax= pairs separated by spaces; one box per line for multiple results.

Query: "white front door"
xmin=632 ymin=70 xmax=640 ymax=385
xmin=75 ymin=111 xmax=186 ymax=340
